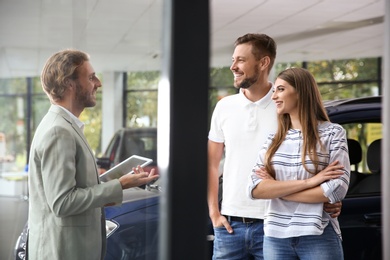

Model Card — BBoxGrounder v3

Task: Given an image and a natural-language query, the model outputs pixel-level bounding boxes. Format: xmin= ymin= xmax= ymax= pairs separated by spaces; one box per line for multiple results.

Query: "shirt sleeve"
xmin=208 ymin=101 xmax=224 ymax=143
xmin=321 ymin=124 xmax=351 ymax=204
xmin=247 ymin=134 xmax=273 ymax=199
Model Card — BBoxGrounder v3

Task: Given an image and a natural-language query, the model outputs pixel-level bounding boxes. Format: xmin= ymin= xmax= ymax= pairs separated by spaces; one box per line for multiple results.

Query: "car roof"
xmin=324 ymin=95 xmax=381 ymax=108
xmin=324 ymin=96 xmax=381 ymax=124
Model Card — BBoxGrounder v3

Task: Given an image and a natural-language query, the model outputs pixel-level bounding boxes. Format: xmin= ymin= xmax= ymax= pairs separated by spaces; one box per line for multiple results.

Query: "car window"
xmin=342 ymin=122 xmax=382 ymax=196
xmin=105 ymin=133 xmax=121 ymax=161
xmin=121 ymin=131 xmax=157 ymax=164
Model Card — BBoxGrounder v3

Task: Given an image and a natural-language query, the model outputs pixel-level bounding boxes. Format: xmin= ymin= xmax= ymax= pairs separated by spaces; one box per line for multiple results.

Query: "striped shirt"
xmin=248 ymin=121 xmax=350 ymax=239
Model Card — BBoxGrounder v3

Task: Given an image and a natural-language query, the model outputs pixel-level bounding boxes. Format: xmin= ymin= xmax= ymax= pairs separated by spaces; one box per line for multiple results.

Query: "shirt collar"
xmin=55 ymin=105 xmax=85 ymax=131
xmin=238 ymin=82 xmax=275 ymax=108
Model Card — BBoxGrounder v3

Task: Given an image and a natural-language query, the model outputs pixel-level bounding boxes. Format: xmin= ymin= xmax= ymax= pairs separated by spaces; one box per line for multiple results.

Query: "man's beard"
xmin=75 ymin=82 xmax=96 ymax=108
xmin=234 ymin=69 xmax=260 ymax=89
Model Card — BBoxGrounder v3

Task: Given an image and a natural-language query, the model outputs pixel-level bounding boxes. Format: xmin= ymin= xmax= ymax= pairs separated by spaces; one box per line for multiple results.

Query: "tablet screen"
xmin=99 ymin=155 xmax=153 ymax=182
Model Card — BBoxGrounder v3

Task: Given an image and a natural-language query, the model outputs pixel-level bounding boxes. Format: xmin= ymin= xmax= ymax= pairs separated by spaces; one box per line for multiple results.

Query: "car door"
xmin=328 ymin=104 xmax=382 ymax=260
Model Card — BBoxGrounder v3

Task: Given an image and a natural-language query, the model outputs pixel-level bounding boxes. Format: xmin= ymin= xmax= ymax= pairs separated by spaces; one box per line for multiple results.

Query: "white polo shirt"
xmin=208 ymin=87 xmax=277 ymax=219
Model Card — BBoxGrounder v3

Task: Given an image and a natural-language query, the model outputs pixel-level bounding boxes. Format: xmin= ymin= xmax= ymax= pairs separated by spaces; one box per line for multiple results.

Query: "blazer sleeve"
xmin=38 ymin=124 xmax=123 ymax=217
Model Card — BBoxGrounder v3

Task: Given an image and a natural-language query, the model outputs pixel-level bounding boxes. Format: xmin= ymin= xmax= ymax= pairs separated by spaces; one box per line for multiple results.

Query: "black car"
xmin=325 ymin=96 xmax=382 ymax=259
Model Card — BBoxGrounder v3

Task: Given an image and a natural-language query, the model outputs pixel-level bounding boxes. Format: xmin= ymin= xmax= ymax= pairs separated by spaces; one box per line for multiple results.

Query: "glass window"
xmin=275 ymin=58 xmax=380 ymax=100
xmin=0 ymin=78 xmax=33 ymax=171
xmin=344 ymin=121 xmax=382 ymax=196
xmin=125 ymin=71 xmax=159 ymax=128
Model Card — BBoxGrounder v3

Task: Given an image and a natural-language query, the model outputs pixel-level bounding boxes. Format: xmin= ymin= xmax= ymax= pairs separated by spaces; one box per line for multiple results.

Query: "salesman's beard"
xmin=75 ymin=82 xmax=97 ymax=108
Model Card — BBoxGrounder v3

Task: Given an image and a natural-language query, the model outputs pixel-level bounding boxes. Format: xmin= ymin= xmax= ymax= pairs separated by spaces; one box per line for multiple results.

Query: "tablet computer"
xmin=99 ymin=155 xmax=153 ymax=182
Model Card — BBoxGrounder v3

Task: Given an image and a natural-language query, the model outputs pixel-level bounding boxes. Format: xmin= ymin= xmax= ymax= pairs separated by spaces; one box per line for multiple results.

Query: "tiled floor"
xmin=0 ymin=195 xmax=28 ymax=260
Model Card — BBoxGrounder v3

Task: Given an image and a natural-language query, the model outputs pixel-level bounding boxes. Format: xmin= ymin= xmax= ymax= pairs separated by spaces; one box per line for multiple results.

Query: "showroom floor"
xmin=0 ymin=195 xmax=28 ymax=260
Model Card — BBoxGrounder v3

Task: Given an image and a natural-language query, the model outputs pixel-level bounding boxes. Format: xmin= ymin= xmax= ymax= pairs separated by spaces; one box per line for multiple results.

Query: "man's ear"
xmin=259 ymin=56 xmax=271 ymax=71
xmin=65 ymin=78 xmax=76 ymax=89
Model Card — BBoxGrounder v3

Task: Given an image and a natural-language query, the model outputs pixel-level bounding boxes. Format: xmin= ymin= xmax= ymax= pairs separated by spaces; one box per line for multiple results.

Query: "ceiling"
xmin=0 ymin=0 xmax=385 ymax=78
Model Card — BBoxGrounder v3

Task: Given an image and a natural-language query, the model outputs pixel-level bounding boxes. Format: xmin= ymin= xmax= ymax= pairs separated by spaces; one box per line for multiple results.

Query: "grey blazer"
xmin=27 ymin=105 xmax=123 ymax=260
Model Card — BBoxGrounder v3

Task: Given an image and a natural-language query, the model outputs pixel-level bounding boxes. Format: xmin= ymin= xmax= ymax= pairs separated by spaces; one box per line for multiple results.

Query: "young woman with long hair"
xmin=248 ymin=67 xmax=350 ymax=259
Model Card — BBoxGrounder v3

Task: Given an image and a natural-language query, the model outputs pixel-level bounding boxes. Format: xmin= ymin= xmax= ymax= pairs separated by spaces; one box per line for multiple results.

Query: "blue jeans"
xmin=263 ymin=224 xmax=344 ymax=260
xmin=213 ymin=220 xmax=264 ymax=260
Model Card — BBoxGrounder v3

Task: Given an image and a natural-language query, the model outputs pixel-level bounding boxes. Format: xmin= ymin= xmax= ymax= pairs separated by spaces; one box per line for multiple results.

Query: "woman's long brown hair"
xmin=265 ymin=68 xmax=330 ymax=177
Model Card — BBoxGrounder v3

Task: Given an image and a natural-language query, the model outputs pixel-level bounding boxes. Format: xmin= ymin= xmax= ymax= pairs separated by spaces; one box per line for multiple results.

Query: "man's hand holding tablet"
xmin=99 ymin=155 xmax=159 ymax=189
xmin=119 ymin=165 xmax=159 ymax=189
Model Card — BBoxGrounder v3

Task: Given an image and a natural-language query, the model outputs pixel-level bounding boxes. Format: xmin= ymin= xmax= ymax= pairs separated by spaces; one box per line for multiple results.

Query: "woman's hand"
xmin=255 ymin=167 xmax=274 ymax=180
xmin=306 ymin=161 xmax=344 ymax=188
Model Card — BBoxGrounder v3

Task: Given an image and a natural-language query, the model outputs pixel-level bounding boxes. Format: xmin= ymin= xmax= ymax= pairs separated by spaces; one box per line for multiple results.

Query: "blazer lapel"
xmin=49 ymin=105 xmax=100 ymax=180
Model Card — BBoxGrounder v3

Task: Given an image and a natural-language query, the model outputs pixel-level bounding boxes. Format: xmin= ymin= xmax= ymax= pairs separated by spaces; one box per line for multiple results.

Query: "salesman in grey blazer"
xmin=27 ymin=49 xmax=159 ymax=260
